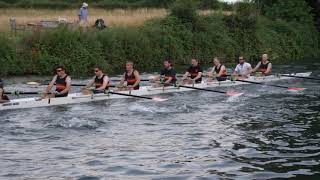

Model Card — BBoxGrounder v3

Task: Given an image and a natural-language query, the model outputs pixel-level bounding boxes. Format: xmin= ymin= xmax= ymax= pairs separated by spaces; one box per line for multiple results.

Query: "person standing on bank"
xmin=78 ymin=2 xmax=89 ymax=31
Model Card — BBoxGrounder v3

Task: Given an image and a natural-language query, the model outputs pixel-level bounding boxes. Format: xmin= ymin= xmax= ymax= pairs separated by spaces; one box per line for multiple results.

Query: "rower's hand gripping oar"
xmin=235 ymin=79 xmax=306 ymax=91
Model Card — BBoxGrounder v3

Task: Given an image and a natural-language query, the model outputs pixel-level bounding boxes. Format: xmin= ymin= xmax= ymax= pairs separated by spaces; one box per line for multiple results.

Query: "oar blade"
xmin=152 ymin=97 xmax=168 ymax=102
xmin=226 ymin=90 xmax=244 ymax=97
xmin=287 ymin=87 xmax=306 ymax=92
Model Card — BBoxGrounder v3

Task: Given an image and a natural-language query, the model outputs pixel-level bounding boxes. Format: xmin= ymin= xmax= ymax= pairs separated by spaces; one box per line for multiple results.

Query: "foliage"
xmin=0 ymin=0 xmax=230 ymax=10
xmin=170 ymin=0 xmax=199 ymax=25
xmin=0 ymin=35 xmax=16 ymax=76
xmin=253 ymin=0 xmax=314 ymax=24
xmin=0 ymin=0 xmax=319 ymax=76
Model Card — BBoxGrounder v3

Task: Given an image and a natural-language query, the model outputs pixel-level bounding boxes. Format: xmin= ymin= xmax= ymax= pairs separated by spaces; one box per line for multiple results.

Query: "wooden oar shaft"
xmin=281 ymin=74 xmax=320 ymax=81
xmin=179 ymin=85 xmax=226 ymax=94
xmin=236 ymin=79 xmax=289 ymax=89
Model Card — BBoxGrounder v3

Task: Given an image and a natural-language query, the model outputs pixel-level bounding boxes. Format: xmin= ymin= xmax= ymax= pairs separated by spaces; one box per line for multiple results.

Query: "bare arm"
xmin=59 ymin=76 xmax=71 ymax=94
xmin=45 ymin=76 xmax=57 ymax=93
xmin=85 ymin=77 xmax=95 ymax=89
xmin=182 ymin=72 xmax=190 ymax=80
xmin=96 ymin=76 xmax=109 ymax=90
xmin=132 ymin=70 xmax=141 ymax=87
xmin=252 ymin=62 xmax=261 ymax=73
xmin=0 ymin=89 xmax=9 ymax=103
xmin=265 ymin=63 xmax=272 ymax=74
xmin=206 ymin=67 xmax=215 ymax=77
xmin=217 ymin=66 xmax=226 ymax=77
xmin=164 ymin=77 xmax=173 ymax=84
xmin=194 ymin=72 xmax=203 ymax=81
xmin=152 ymin=75 xmax=162 ymax=81
xmin=118 ymin=73 xmax=126 ymax=86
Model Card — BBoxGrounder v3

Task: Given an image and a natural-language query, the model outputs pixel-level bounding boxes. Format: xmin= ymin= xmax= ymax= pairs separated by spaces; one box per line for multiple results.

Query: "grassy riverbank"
xmin=0 ymin=8 xmax=231 ymax=32
xmin=0 ymin=8 xmax=168 ymax=32
xmin=0 ymin=0 xmax=319 ymax=77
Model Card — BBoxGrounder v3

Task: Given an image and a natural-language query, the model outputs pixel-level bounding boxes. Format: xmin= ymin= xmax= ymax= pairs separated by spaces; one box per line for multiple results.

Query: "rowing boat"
xmin=0 ymin=72 xmax=312 ymax=111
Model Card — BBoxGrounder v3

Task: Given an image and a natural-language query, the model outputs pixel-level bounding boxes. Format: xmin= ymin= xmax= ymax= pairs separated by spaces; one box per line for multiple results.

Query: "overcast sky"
xmin=220 ymin=0 xmax=241 ymax=3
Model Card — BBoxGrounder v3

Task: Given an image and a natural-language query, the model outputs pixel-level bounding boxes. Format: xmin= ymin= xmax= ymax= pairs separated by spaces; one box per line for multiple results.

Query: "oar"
xmin=280 ymin=74 xmax=320 ymax=81
xmin=111 ymin=79 xmax=150 ymax=82
xmin=178 ymin=85 xmax=243 ymax=97
xmin=108 ymin=91 xmax=167 ymax=102
xmin=72 ymin=84 xmax=116 ymax=88
xmin=235 ymin=79 xmax=306 ymax=91
xmin=27 ymin=82 xmax=116 ymax=87
xmin=4 ymin=91 xmax=48 ymax=95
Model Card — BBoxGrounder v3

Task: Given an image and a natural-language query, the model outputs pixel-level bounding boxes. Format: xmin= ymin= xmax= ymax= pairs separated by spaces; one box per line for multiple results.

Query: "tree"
xmin=253 ymin=0 xmax=314 ymax=24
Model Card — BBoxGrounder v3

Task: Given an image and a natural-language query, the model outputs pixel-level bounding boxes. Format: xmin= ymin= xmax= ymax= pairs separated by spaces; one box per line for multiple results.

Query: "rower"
xmin=252 ymin=54 xmax=272 ymax=75
xmin=0 ymin=79 xmax=9 ymax=103
xmin=43 ymin=66 xmax=71 ymax=98
xmin=118 ymin=61 xmax=141 ymax=90
xmin=152 ymin=59 xmax=177 ymax=86
xmin=232 ymin=56 xmax=252 ymax=79
xmin=182 ymin=58 xmax=203 ymax=84
xmin=208 ymin=57 xmax=227 ymax=81
xmin=83 ymin=66 xmax=109 ymax=94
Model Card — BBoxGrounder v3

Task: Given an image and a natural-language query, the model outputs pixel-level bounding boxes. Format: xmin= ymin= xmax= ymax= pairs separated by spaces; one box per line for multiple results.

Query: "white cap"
xmin=82 ymin=2 xmax=88 ymax=7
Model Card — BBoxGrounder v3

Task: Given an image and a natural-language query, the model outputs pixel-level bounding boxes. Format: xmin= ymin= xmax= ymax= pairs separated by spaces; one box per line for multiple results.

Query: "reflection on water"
xmin=0 ymin=59 xmax=320 ymax=179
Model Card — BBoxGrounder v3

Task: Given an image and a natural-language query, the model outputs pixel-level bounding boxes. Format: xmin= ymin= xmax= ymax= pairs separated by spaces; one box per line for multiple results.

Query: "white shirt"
xmin=235 ymin=62 xmax=252 ymax=75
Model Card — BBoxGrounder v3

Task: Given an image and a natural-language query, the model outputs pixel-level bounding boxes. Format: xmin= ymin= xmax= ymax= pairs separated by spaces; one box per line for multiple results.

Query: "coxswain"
xmin=152 ymin=59 xmax=177 ymax=86
xmin=0 ymin=79 xmax=9 ymax=103
xmin=118 ymin=61 xmax=141 ymax=91
xmin=252 ymin=54 xmax=272 ymax=75
xmin=182 ymin=58 xmax=203 ymax=84
xmin=43 ymin=66 xmax=71 ymax=98
xmin=208 ymin=57 xmax=228 ymax=81
xmin=232 ymin=56 xmax=252 ymax=79
xmin=82 ymin=66 xmax=109 ymax=94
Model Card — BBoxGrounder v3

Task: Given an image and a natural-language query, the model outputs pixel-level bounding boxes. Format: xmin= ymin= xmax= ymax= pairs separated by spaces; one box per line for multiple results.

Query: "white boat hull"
xmin=0 ymin=72 xmax=312 ymax=111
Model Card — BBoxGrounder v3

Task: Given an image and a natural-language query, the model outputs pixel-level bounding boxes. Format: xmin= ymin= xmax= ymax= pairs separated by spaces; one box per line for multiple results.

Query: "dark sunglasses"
xmin=239 ymin=59 xmax=244 ymax=60
xmin=94 ymin=69 xmax=100 ymax=72
xmin=56 ymin=69 xmax=63 ymax=72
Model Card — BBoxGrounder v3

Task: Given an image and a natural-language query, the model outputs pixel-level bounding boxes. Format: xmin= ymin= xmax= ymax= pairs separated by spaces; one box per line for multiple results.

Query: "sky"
xmin=220 ymin=0 xmax=241 ymax=3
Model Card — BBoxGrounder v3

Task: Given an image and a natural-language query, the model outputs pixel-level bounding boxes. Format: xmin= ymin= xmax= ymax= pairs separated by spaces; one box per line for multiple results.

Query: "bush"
xmin=0 ymin=0 xmax=234 ymax=10
xmin=16 ymin=27 xmax=106 ymax=76
xmin=0 ymin=35 xmax=16 ymax=76
xmin=170 ymin=0 xmax=199 ymax=25
xmin=97 ymin=27 xmax=155 ymax=73
xmin=256 ymin=17 xmax=320 ymax=61
xmin=1 ymin=1 xmax=319 ymax=76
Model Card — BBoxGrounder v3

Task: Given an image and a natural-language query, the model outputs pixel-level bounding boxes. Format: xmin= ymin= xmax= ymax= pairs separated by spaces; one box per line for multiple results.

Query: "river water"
xmin=0 ymin=59 xmax=319 ymax=180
